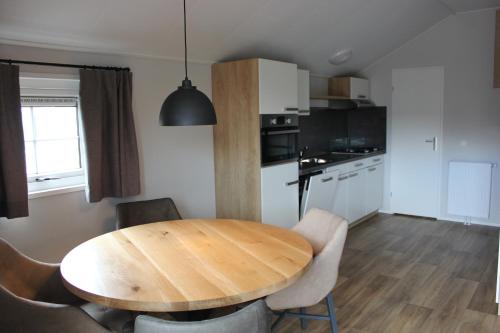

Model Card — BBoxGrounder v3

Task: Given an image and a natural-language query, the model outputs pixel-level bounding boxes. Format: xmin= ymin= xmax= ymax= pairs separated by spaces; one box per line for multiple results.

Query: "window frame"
xmin=19 ymin=73 xmax=86 ymax=198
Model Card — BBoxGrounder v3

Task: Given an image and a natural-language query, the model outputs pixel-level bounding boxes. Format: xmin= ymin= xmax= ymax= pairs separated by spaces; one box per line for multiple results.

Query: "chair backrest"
xmin=0 ymin=237 xmax=54 ymax=300
xmin=266 ymin=208 xmax=348 ymax=309
xmin=134 ymin=300 xmax=270 ymax=333
xmin=0 ymin=283 xmax=110 ymax=333
xmin=0 ymin=238 xmax=82 ymax=305
xmin=293 ymin=207 xmax=347 ymax=255
xmin=116 ymin=197 xmax=182 ymax=229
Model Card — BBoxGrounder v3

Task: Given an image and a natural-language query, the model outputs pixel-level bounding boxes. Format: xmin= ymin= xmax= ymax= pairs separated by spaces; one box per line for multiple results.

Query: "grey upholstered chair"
xmin=266 ymin=208 xmax=348 ymax=333
xmin=116 ymin=197 xmax=182 ymax=229
xmin=0 ymin=237 xmax=132 ymax=333
xmin=134 ymin=300 xmax=270 ymax=333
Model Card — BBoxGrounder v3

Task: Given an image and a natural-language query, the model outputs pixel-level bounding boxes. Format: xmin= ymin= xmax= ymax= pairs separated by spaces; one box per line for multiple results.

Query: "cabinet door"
xmin=261 ymin=162 xmax=299 ymax=228
xmin=332 ymin=173 xmax=349 ymax=221
xmin=350 ymin=78 xmax=370 ymax=100
xmin=364 ymin=163 xmax=384 ymax=215
xmin=301 ymin=170 xmax=339 ymax=218
xmin=297 ymin=69 xmax=310 ymax=112
xmin=347 ymin=169 xmax=366 ymax=223
xmin=259 ymin=59 xmax=298 ymax=114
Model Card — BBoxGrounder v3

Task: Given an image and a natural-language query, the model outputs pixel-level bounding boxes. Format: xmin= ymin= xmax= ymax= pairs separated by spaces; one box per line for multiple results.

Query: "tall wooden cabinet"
xmin=212 ymin=59 xmax=299 ymax=223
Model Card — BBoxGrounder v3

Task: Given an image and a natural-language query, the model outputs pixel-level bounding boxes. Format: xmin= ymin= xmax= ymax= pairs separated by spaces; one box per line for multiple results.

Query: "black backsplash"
xmin=298 ymin=107 xmax=387 ymax=155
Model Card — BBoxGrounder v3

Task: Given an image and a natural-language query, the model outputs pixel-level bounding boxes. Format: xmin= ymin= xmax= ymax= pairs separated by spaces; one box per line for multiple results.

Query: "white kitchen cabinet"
xmin=301 ymin=170 xmax=339 ymax=218
xmin=329 ymin=156 xmax=385 ymax=224
xmin=261 ymin=162 xmax=299 ymax=228
xmin=347 ymin=169 xmax=367 ymax=222
xmin=350 ymin=78 xmax=370 ymax=100
xmin=364 ymin=163 xmax=384 ymax=215
xmin=329 ymin=77 xmax=370 ymax=100
xmin=259 ymin=59 xmax=298 ymax=114
xmin=332 ymin=173 xmax=349 ymax=220
xmin=297 ymin=69 xmax=310 ymax=112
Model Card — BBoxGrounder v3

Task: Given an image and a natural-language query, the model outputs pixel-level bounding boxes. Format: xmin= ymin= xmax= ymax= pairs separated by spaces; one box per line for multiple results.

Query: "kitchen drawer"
xmin=326 ymin=164 xmax=350 ymax=176
xmin=326 ymin=154 xmax=385 ymax=176
xmin=370 ymin=155 xmax=384 ymax=165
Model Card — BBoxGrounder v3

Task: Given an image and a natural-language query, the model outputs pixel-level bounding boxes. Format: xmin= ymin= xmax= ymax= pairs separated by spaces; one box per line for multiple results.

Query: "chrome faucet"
xmin=299 ymin=146 xmax=309 ymax=159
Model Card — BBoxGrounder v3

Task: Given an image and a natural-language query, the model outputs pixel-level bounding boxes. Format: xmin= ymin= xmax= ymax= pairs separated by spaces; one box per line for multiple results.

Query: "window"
xmin=20 ymin=75 xmax=85 ymax=196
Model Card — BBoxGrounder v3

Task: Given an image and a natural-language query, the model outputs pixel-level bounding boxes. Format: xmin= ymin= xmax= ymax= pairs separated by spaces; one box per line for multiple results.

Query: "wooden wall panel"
xmin=212 ymin=59 xmax=262 ymax=221
xmin=329 ymin=77 xmax=351 ymax=97
xmin=494 ymin=10 xmax=500 ymax=88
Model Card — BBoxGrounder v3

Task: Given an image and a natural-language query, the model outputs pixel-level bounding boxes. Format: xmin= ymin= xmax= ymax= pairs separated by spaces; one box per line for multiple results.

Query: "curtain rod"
xmin=0 ymin=58 xmax=130 ymax=71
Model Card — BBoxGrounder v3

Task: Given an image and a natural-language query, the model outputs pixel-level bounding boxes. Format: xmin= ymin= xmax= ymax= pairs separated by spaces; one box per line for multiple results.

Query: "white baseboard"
xmin=438 ymin=215 xmax=500 ymax=228
xmin=376 ymin=210 xmax=499 ymax=228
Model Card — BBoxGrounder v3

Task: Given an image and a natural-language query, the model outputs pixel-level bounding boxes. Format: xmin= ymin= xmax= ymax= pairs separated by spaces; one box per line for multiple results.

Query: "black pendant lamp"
xmin=159 ymin=0 xmax=216 ymax=126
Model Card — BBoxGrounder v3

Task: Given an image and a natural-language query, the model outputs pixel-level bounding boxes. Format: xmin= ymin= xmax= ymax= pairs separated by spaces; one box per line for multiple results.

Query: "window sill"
xmin=28 ymin=184 xmax=86 ymax=200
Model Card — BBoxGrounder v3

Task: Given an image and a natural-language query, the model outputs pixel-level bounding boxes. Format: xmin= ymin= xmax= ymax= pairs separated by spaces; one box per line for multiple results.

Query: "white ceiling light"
xmin=328 ymin=48 xmax=352 ymax=65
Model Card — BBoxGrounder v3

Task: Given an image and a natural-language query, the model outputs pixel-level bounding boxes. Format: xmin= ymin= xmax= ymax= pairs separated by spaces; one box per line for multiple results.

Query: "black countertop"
xmin=299 ymin=151 xmax=385 ymax=176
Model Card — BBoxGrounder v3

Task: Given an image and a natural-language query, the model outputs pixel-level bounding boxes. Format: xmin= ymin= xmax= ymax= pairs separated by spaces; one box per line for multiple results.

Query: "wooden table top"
xmin=61 ymin=219 xmax=313 ymax=312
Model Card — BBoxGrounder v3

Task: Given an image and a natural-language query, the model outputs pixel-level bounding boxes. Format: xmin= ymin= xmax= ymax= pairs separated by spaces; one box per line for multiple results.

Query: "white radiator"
xmin=447 ymin=161 xmax=494 ymax=219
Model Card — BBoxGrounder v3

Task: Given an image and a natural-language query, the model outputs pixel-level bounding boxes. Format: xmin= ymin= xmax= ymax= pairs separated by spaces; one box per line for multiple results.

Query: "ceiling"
xmin=1 ymin=0 xmax=500 ymax=76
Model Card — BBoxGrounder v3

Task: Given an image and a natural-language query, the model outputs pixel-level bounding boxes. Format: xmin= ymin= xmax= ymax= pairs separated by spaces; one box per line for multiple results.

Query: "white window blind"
xmin=21 ymin=96 xmax=78 ymax=107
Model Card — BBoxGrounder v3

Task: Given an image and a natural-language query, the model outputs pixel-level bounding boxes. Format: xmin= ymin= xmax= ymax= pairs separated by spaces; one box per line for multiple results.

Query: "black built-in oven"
xmin=260 ymin=114 xmax=299 ymax=166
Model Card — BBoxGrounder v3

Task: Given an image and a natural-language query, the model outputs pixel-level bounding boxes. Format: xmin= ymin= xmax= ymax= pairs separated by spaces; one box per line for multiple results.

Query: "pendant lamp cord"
xmin=184 ymin=0 xmax=188 ymax=80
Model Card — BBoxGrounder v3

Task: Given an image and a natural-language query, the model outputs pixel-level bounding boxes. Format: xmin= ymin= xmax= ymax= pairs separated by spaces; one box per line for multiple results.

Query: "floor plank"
xmin=274 ymin=214 xmax=500 ymax=333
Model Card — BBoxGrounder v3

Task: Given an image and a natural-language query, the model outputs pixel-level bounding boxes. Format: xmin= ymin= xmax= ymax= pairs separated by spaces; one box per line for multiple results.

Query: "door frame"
xmin=389 ymin=66 xmax=444 ymax=218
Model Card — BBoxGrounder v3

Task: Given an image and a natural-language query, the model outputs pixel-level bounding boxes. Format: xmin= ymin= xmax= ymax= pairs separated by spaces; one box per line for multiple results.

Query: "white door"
xmin=259 ymin=59 xmax=298 ymax=114
xmin=391 ymin=67 xmax=443 ymax=218
xmin=261 ymin=162 xmax=299 ymax=228
xmin=300 ymin=170 xmax=339 ymax=218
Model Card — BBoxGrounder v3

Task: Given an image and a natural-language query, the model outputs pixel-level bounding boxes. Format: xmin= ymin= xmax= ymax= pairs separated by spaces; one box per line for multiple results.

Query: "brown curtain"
xmin=0 ymin=64 xmax=28 ymax=218
xmin=79 ymin=69 xmax=140 ymax=203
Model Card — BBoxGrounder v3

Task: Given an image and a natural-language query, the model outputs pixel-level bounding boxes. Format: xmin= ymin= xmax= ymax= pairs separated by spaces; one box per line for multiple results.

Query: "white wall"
xmin=0 ymin=44 xmax=216 ymax=261
xmin=362 ymin=9 xmax=500 ymax=226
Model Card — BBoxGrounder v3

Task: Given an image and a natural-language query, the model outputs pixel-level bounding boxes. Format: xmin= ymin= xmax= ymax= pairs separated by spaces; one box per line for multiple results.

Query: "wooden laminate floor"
xmin=274 ymin=214 xmax=500 ymax=333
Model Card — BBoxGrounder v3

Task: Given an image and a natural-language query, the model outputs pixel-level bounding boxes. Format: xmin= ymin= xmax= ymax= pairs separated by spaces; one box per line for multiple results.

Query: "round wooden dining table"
xmin=61 ymin=219 xmax=313 ymax=312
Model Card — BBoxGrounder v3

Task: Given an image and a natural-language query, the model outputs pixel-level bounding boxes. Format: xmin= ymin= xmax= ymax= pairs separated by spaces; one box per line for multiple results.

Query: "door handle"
xmin=425 ymin=137 xmax=438 ymax=151
xmin=286 ymin=180 xmax=299 ymax=186
xmin=321 ymin=177 xmax=334 ymax=183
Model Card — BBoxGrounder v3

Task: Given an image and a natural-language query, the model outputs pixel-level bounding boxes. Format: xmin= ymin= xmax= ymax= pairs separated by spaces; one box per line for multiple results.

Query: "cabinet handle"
xmin=321 ymin=177 xmax=334 ymax=183
xmin=286 ymin=180 xmax=299 ymax=186
xmin=338 ymin=176 xmax=349 ymax=181
xmin=265 ymin=129 xmax=300 ymax=135
xmin=284 ymin=107 xmax=299 ymax=112
xmin=354 ymin=163 xmax=364 ymax=167
xmin=349 ymin=173 xmax=358 ymax=178
xmin=373 ymin=158 xmax=381 ymax=162
xmin=425 ymin=137 xmax=438 ymax=151
xmin=357 ymin=95 xmax=366 ymax=99
xmin=368 ymin=167 xmax=376 ymax=172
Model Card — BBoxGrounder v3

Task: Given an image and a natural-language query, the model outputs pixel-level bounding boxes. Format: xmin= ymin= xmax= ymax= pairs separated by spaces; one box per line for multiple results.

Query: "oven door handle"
xmin=263 ymin=129 xmax=300 ymax=135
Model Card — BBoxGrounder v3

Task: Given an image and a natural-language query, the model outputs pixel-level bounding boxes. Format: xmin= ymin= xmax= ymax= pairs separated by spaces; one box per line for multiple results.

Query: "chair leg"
xmin=299 ymin=308 xmax=308 ymax=330
xmin=326 ymin=293 xmax=339 ymax=333
xmin=271 ymin=312 xmax=286 ymax=331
